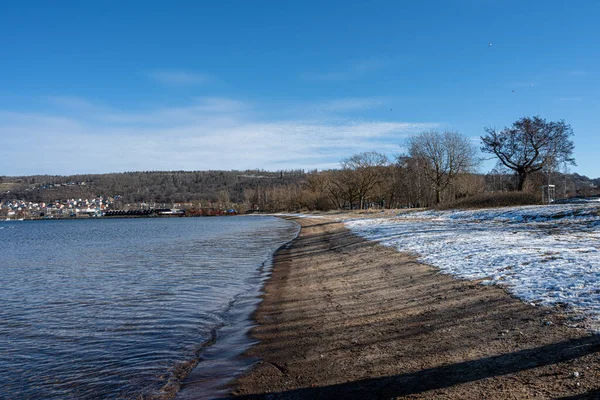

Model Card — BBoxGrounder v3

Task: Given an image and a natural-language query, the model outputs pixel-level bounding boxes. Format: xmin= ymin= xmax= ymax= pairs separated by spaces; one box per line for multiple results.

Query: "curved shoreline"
xmin=174 ymin=219 xmax=301 ymax=400
xmin=229 ymin=217 xmax=600 ymax=399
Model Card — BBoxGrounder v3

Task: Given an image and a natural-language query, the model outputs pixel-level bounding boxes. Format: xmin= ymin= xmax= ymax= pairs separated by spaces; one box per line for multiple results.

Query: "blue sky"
xmin=1 ymin=0 xmax=598 ymax=177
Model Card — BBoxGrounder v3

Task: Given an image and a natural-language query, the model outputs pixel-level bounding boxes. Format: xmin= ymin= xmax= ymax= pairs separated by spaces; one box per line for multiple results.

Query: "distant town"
xmin=2 ymin=195 xmax=118 ymax=219
xmin=0 ymin=196 xmax=237 ymax=220
xmin=0 ymin=187 xmax=228 ymax=219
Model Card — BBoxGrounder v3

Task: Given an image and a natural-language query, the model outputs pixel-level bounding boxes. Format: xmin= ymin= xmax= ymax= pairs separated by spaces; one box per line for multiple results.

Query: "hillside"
xmin=1 ymin=169 xmax=598 ymax=211
xmin=0 ymin=170 xmax=306 ymax=205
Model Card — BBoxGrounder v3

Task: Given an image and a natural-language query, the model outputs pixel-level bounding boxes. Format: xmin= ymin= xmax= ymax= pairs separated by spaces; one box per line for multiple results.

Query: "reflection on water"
xmin=0 ymin=216 xmax=298 ymax=399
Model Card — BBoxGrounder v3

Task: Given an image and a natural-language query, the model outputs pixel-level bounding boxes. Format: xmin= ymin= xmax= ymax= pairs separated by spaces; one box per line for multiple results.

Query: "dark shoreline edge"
xmin=169 ymin=217 xmax=301 ymax=400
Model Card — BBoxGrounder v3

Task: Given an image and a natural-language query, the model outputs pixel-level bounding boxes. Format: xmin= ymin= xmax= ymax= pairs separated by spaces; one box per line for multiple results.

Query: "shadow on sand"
xmin=225 ymin=335 xmax=599 ymax=399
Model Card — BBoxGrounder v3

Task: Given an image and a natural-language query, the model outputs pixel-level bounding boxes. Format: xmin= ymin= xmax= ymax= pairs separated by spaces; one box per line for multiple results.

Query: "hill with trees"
xmin=2 ymin=118 xmax=597 ymax=213
xmin=1 ymin=166 xmax=598 ymax=213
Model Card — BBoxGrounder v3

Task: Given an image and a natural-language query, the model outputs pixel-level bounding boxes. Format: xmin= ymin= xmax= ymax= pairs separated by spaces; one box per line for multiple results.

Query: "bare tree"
xmin=325 ymin=170 xmax=354 ymax=209
xmin=395 ymin=155 xmax=432 ymax=208
xmin=408 ymin=130 xmax=478 ymax=204
xmin=480 ymin=116 xmax=575 ymax=191
xmin=371 ymin=165 xmax=400 ymax=209
xmin=299 ymin=171 xmax=333 ymax=210
xmin=338 ymin=152 xmax=389 ymax=209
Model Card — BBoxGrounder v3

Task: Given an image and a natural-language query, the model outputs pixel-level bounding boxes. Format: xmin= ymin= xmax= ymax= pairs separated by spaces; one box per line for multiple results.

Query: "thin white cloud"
xmin=0 ymin=97 xmax=437 ymax=175
xmin=148 ymin=70 xmax=212 ymax=85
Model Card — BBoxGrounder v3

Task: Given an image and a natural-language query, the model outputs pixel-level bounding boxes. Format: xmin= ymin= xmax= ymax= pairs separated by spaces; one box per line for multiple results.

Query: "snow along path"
xmin=345 ymin=203 xmax=600 ymax=332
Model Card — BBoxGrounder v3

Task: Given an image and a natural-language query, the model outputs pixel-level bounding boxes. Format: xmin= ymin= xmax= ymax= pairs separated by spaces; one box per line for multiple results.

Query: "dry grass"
xmin=437 ymin=192 xmax=541 ymax=210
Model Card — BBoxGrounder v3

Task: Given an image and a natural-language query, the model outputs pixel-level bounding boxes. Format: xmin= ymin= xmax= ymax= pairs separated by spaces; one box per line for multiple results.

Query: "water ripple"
xmin=0 ymin=216 xmax=297 ymax=399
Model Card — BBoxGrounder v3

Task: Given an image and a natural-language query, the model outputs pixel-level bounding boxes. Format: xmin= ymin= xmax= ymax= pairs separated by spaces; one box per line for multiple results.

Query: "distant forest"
xmin=3 ymin=118 xmax=595 ymax=212
xmin=1 ymin=166 xmax=598 ymax=212
xmin=0 ymin=169 xmax=304 ymax=205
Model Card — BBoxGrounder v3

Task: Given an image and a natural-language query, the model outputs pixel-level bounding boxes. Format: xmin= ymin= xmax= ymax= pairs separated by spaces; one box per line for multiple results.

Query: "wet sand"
xmin=229 ymin=217 xmax=600 ymax=399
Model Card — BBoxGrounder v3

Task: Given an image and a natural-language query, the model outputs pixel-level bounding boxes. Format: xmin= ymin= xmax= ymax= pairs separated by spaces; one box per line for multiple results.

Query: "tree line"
xmin=2 ymin=116 xmax=595 ymax=212
xmin=246 ymin=116 xmax=582 ymax=211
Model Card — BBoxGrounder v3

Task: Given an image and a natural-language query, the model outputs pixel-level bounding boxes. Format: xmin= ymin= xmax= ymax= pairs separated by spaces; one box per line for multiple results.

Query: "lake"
xmin=0 ymin=216 xmax=298 ymax=399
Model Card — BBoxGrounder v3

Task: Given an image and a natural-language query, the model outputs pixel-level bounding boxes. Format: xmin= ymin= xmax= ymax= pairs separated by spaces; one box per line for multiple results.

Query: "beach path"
xmin=230 ymin=217 xmax=600 ymax=399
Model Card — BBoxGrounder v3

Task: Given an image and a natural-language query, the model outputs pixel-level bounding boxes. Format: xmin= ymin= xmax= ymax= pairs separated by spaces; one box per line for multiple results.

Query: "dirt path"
xmin=229 ymin=218 xmax=600 ymax=399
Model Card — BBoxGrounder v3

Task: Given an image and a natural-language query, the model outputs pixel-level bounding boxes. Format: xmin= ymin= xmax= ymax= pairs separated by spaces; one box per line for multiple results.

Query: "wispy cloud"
xmin=0 ymin=97 xmax=436 ymax=175
xmin=148 ymin=70 xmax=212 ymax=86
xmin=303 ymin=57 xmax=391 ymax=82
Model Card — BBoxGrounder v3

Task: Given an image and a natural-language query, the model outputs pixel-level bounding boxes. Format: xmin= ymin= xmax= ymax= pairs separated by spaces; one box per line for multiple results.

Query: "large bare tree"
xmin=408 ymin=130 xmax=478 ymax=204
xmin=480 ymin=116 xmax=575 ymax=191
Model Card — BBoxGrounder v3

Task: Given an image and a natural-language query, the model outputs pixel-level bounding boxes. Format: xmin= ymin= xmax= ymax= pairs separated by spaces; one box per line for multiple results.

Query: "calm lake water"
xmin=0 ymin=216 xmax=298 ymax=399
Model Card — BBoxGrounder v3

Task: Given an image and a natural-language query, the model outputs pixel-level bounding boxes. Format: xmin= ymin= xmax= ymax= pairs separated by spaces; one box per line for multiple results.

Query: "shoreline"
xmin=174 ymin=218 xmax=301 ymax=400
xmin=229 ymin=217 xmax=600 ymax=399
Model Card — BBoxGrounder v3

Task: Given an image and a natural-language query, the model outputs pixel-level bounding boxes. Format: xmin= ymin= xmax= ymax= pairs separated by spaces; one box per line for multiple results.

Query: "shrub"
xmin=437 ymin=192 xmax=540 ymax=210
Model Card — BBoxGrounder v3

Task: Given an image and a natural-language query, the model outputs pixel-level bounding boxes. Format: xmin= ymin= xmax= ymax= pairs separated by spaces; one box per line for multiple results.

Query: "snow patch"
xmin=345 ymin=204 xmax=600 ymax=332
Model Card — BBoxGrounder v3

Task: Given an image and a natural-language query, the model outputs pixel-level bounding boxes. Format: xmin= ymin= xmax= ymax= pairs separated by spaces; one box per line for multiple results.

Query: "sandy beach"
xmin=229 ymin=217 xmax=600 ymax=399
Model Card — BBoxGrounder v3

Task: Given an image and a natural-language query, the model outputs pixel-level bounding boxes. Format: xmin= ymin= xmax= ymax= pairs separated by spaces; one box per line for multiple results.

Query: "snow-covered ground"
xmin=345 ymin=203 xmax=600 ymax=331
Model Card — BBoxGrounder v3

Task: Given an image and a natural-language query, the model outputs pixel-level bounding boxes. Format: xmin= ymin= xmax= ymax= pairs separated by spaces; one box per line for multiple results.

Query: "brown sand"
xmin=229 ymin=217 xmax=600 ymax=399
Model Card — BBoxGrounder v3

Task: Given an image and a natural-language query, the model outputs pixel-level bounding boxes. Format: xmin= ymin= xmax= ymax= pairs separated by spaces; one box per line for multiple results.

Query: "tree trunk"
xmin=517 ymin=170 xmax=527 ymax=191
xmin=435 ymin=187 xmax=441 ymax=204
